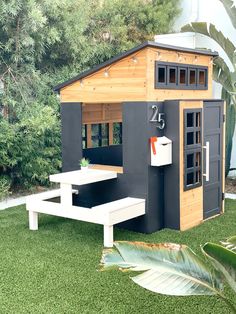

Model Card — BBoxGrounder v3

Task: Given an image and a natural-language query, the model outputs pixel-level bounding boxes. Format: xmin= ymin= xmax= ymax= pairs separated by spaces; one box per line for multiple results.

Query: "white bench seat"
xmin=26 ymin=194 xmax=145 ymax=247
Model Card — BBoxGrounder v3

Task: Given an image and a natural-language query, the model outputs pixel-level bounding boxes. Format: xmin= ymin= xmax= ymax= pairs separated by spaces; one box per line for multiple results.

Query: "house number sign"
xmin=150 ymin=105 xmax=165 ymax=129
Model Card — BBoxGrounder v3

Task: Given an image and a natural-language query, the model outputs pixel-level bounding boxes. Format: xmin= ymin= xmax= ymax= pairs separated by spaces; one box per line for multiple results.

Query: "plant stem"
xmin=217 ymin=292 xmax=236 ymax=313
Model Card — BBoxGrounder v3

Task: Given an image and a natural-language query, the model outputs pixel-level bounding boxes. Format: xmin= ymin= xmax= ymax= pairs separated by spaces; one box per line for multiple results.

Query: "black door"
xmin=203 ymin=101 xmax=224 ymax=219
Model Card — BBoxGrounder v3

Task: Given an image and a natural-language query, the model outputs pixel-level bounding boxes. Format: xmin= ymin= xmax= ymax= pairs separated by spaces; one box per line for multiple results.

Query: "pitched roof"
xmin=53 ymin=41 xmax=218 ymax=92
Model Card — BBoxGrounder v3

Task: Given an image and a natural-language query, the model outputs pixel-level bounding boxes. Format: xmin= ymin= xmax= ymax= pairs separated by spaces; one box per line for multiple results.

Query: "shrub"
xmin=0 ymin=175 xmax=11 ymax=200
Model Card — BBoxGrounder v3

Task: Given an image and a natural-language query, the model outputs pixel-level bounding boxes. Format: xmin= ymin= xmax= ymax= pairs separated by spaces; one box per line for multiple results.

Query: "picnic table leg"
xmin=60 ymin=183 xmax=72 ymax=207
xmin=29 ymin=211 xmax=38 ymax=230
xmin=104 ymin=225 xmax=113 ymax=247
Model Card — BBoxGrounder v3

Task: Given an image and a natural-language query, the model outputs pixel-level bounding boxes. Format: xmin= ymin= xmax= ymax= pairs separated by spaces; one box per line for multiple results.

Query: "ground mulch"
xmin=225 ymin=177 xmax=236 ymax=194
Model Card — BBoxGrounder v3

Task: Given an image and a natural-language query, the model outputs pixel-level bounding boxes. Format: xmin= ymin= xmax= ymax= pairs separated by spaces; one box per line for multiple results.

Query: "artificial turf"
xmin=0 ymin=200 xmax=235 ymax=314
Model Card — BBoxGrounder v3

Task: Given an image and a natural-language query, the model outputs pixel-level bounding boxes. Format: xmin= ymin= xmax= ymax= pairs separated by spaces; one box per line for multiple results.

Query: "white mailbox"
xmin=150 ymin=136 xmax=172 ymax=166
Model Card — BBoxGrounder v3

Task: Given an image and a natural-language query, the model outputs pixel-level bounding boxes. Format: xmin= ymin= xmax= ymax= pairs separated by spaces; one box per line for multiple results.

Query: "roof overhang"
xmin=53 ymin=41 xmax=218 ymax=92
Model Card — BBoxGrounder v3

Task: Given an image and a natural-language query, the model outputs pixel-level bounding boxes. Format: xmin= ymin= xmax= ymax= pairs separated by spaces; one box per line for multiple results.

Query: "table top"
xmin=49 ymin=169 xmax=118 ymax=186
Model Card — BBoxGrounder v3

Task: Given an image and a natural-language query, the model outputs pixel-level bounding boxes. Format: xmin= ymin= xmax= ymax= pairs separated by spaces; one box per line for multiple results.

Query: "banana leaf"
xmin=221 ymin=236 xmax=236 ymax=253
xmin=181 ymin=22 xmax=235 ymax=65
xmin=213 ymin=56 xmax=234 ymax=92
xmin=101 ymin=241 xmax=222 ymax=296
xmin=223 ymin=88 xmax=236 ymax=175
xmin=202 ymin=242 xmax=236 ymax=293
xmin=219 ymin=0 xmax=236 ymax=29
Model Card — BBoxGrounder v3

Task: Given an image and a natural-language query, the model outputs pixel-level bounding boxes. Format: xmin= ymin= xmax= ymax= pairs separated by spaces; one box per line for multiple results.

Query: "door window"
xmin=184 ymin=109 xmax=202 ymax=190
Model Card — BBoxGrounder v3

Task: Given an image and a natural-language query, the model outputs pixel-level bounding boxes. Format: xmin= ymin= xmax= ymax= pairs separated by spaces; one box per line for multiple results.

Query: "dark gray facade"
xmin=60 ymin=100 xmax=224 ymax=233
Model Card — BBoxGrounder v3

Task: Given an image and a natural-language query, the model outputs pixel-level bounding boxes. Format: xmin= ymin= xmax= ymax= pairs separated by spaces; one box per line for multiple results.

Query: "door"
xmin=203 ymin=101 xmax=224 ymax=219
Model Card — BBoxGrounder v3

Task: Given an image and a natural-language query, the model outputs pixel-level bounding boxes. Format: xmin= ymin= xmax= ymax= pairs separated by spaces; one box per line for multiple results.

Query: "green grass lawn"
xmin=0 ymin=200 xmax=235 ymax=314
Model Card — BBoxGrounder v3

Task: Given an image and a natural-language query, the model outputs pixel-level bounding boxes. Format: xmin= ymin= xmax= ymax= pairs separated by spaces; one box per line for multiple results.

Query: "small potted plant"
xmin=79 ymin=158 xmax=90 ymax=171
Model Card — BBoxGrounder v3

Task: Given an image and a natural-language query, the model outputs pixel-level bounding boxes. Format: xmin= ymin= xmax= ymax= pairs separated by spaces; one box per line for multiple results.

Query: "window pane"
xmin=187 ymin=153 xmax=194 ymax=168
xmin=92 ymin=138 xmax=99 ymax=148
xmin=189 ymin=70 xmax=196 ymax=84
xmin=158 ymin=67 xmax=166 ymax=83
xmin=195 ymin=131 xmax=201 ymax=144
xmin=196 ymin=112 xmax=200 ymax=127
xmin=179 ymin=68 xmax=187 ymax=84
xmin=195 ymin=171 xmax=201 ymax=184
xmin=102 ymin=138 xmax=108 ymax=146
xmin=169 ymin=68 xmax=176 ymax=84
xmin=187 ymin=132 xmax=194 ymax=145
xmin=195 ymin=152 xmax=201 ymax=167
xmin=187 ymin=172 xmax=194 ymax=185
xmin=82 ymin=140 xmax=86 ymax=149
xmin=82 ymin=125 xmax=86 ymax=137
xmin=199 ymin=70 xmax=206 ymax=85
xmin=101 ymin=123 xmax=108 ymax=136
xmin=187 ymin=113 xmax=194 ymax=127
xmin=113 ymin=122 xmax=122 ymax=144
xmin=92 ymin=124 xmax=99 ymax=136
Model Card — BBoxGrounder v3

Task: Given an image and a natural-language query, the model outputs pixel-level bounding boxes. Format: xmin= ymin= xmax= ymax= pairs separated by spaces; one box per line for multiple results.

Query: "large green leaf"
xmin=213 ymin=56 xmax=234 ymax=92
xmin=219 ymin=0 xmax=236 ymax=28
xmin=202 ymin=242 xmax=236 ymax=293
xmin=181 ymin=22 xmax=235 ymax=65
xmin=221 ymin=236 xmax=236 ymax=253
xmin=101 ymin=241 xmax=222 ymax=296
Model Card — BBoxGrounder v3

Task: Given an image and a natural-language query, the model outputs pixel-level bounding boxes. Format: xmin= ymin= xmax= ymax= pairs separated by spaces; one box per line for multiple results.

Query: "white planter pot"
xmin=81 ymin=166 xmax=89 ymax=171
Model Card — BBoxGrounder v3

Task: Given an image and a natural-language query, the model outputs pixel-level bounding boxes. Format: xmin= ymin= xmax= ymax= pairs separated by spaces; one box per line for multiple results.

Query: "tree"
xmin=0 ymin=0 xmax=181 ymax=194
xmin=181 ymin=0 xmax=236 ymax=176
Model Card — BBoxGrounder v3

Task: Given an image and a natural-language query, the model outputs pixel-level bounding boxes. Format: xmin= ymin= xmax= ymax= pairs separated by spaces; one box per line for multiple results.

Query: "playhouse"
xmin=27 ymin=41 xmax=225 ymax=246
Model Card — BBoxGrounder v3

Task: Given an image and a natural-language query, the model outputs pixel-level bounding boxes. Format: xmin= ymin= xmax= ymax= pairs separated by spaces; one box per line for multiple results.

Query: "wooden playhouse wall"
xmin=60 ymin=47 xmax=213 ymax=103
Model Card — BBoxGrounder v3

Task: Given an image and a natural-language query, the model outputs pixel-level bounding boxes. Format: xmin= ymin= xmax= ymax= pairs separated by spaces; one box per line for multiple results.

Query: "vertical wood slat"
xmin=109 ymin=123 xmax=113 ymax=145
xmin=87 ymin=124 xmax=92 ymax=148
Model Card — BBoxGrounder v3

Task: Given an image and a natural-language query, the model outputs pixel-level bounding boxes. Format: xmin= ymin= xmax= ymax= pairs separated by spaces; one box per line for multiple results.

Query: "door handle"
xmin=203 ymin=141 xmax=210 ymax=182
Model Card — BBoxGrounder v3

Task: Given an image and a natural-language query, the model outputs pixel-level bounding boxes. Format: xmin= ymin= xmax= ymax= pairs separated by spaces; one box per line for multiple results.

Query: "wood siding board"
xmin=82 ymin=103 xmax=122 ymax=124
xmin=179 ymin=100 xmax=203 ymax=231
xmin=60 ymin=46 xmax=213 ymax=103
xmin=87 ymin=124 xmax=92 ymax=148
xmin=54 ymin=41 xmax=217 ymax=92
xmin=109 ymin=123 xmax=114 ymax=145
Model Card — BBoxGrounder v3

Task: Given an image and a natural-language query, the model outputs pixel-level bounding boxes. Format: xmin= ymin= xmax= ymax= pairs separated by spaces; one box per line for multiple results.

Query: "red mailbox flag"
xmin=150 ymin=137 xmax=157 ymax=155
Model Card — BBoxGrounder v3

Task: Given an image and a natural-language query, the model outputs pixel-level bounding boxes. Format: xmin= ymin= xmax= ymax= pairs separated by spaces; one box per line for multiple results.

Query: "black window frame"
xmin=197 ymin=68 xmax=207 ymax=88
xmin=113 ymin=122 xmax=122 ymax=145
xmin=156 ymin=65 xmax=167 ymax=87
xmin=155 ymin=61 xmax=208 ymax=90
xmin=184 ymin=109 xmax=202 ymax=191
xmin=188 ymin=68 xmax=197 ymax=86
xmin=167 ymin=65 xmax=178 ymax=86
xmin=91 ymin=123 xmax=109 ymax=148
xmin=184 ymin=148 xmax=202 ymax=190
xmin=82 ymin=124 xmax=87 ymax=149
xmin=178 ymin=66 xmax=188 ymax=86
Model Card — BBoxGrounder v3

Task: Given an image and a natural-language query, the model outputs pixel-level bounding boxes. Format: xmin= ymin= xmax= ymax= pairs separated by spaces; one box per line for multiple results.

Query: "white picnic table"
xmin=49 ymin=169 xmax=117 ymax=207
xmin=26 ymin=168 xmax=145 ymax=247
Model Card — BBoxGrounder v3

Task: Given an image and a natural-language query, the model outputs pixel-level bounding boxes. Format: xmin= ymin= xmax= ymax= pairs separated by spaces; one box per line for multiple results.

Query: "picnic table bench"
xmin=26 ymin=169 xmax=145 ymax=247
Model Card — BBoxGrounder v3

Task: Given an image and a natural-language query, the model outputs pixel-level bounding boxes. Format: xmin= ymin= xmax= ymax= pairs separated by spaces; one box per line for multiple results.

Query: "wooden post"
xmin=60 ymin=183 xmax=72 ymax=207
xmin=104 ymin=225 xmax=113 ymax=247
xmin=87 ymin=124 xmax=92 ymax=148
xmin=29 ymin=211 xmax=38 ymax=230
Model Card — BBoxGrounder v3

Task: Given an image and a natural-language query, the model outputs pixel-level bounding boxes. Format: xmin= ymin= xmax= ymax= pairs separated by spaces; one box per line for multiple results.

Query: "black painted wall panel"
xmin=146 ymin=102 xmax=165 ymax=232
xmin=83 ymin=145 xmax=122 ymax=166
xmin=163 ymin=100 xmax=180 ymax=229
xmin=61 ymin=103 xmax=82 ymax=172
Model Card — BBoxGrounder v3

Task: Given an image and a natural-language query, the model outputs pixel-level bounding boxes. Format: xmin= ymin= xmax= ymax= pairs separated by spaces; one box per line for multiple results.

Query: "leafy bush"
xmin=0 ymin=175 xmax=11 ymax=200
xmin=0 ymin=103 xmax=61 ymax=188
